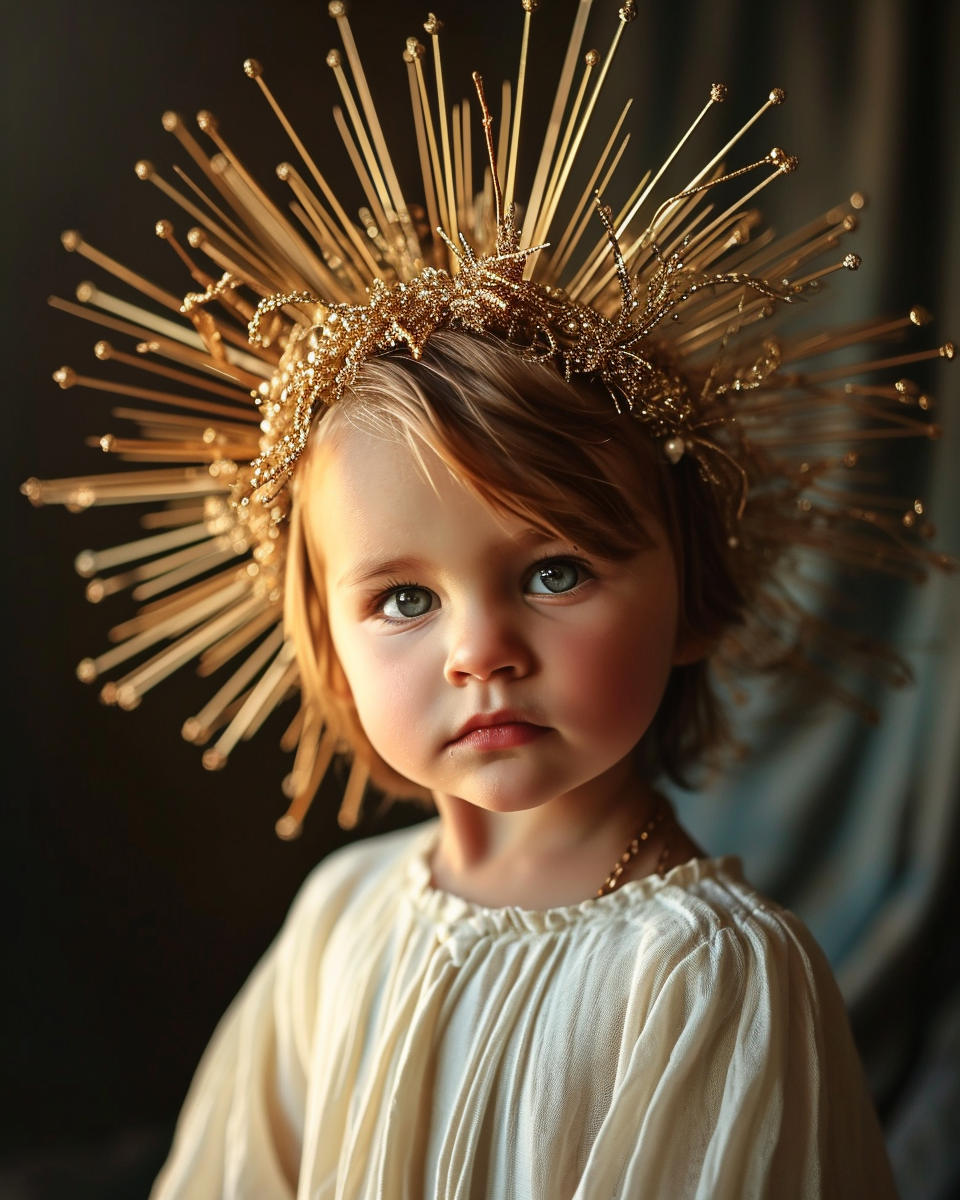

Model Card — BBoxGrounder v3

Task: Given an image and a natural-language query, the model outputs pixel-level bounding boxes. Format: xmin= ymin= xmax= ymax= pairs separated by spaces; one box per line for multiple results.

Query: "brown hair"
xmin=285 ymin=329 xmax=747 ymax=797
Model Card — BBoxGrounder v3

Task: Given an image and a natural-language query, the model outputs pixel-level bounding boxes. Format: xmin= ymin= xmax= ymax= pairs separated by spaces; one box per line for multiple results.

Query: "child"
xmin=25 ymin=3 xmax=949 ymax=1195
xmin=150 ymin=329 xmax=899 ymax=1197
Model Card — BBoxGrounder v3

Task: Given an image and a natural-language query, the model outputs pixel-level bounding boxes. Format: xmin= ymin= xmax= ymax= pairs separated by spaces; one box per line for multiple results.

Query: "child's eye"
xmin=525 ymin=560 xmax=589 ymax=595
xmin=380 ymin=585 xmax=438 ymax=621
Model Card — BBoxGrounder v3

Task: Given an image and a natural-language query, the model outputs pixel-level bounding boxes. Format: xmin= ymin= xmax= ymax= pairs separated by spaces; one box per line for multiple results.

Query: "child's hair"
xmin=285 ymin=329 xmax=747 ymax=797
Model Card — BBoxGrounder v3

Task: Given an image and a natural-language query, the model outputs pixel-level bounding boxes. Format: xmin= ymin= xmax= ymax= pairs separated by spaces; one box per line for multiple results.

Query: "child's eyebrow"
xmin=337 ymin=556 xmax=429 ymax=589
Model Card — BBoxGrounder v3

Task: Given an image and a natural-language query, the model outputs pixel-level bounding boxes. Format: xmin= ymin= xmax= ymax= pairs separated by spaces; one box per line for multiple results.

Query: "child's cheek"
xmin=551 ymin=594 xmax=677 ymax=745
xmin=345 ymin=635 xmax=445 ymax=770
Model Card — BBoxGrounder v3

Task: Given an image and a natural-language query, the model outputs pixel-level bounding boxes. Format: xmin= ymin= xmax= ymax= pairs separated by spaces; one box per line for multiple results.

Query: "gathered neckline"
xmin=402 ymin=821 xmax=744 ymax=936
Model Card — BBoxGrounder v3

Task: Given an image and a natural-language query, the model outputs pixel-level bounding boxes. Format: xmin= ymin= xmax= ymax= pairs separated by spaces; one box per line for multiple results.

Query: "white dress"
xmin=151 ymin=821 xmax=897 ymax=1199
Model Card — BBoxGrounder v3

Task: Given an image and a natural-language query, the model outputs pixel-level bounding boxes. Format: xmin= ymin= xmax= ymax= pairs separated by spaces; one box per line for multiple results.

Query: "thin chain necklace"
xmin=596 ymin=793 xmax=672 ymax=898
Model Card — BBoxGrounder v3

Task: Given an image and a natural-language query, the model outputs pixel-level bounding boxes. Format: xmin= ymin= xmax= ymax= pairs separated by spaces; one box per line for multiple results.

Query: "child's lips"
xmin=451 ymin=722 xmax=550 ymax=751
xmin=447 ymin=710 xmax=551 ymax=750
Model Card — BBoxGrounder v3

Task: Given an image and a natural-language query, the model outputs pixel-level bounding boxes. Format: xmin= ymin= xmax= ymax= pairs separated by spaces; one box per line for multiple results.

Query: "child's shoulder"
xmin=290 ymin=819 xmax=435 ymax=919
xmin=612 ymin=856 xmax=846 ymax=1031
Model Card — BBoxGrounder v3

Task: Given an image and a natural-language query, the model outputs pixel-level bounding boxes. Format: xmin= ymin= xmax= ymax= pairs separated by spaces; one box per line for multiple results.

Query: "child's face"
xmin=307 ymin=420 xmax=684 ymax=812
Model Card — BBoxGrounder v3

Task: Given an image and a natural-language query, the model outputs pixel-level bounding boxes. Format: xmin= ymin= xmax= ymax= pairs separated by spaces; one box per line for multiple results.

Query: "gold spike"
xmin=276 ymin=723 xmax=338 ymax=839
xmin=462 ymin=97 xmax=474 ymax=234
xmin=197 ymin=110 xmax=306 ymax=245
xmin=206 ymin=156 xmax=324 ymax=292
xmin=281 ymin=713 xmax=324 ymax=797
xmin=681 ymin=86 xmax=788 ymax=195
xmin=526 ymin=50 xmax=595 ymax=264
xmin=111 ymin=409 xmax=257 ymax=446
xmin=188 ymin=623 xmax=286 ymax=740
xmin=125 ymin=562 xmax=248 ymax=623
xmin=331 ymin=104 xmax=393 ymax=244
xmin=91 ymin=435 xmax=252 ymax=465
xmin=757 ymin=228 xmax=849 ymax=284
xmin=326 ymin=51 xmax=396 ymax=228
xmin=602 ymin=83 xmax=730 ymax=258
xmin=170 ymin=164 xmax=279 ymax=271
xmin=107 ymin=593 xmax=265 ymax=710
xmin=654 ymin=152 xmax=796 ymax=256
xmin=93 ymin=340 xmax=253 ymax=402
xmin=276 ymin=163 xmax=368 ymax=295
xmin=787 ymin=252 xmax=861 ymax=290
xmin=162 ymin=111 xmax=251 ymax=223
xmin=78 ymin=581 xmax=249 ymax=683
xmin=48 ymin=297 xmax=255 ymax=392
xmin=184 ymin=227 xmax=286 ymax=300
xmin=74 ymin=521 xmax=211 ymax=577
xmin=497 ymin=80 xmax=512 ymax=207
xmin=74 ymin=282 xmax=204 ymax=348
xmin=411 ymin=40 xmax=452 ymax=239
xmin=405 ymin=43 xmax=443 ymax=262
xmin=327 ymin=1 xmax=419 ymax=261
xmin=523 ymin=0 xmax=593 ymax=247
xmin=202 ymin=639 xmax=296 ymax=768
xmin=287 ymin=203 xmax=355 ymax=300
xmin=154 ymin=218 xmax=215 ymax=288
xmin=733 ymin=204 xmax=855 ymax=277
xmin=242 ymin=659 xmax=298 ymax=742
xmin=452 ymin=103 xmax=466 ymax=238
xmin=84 ymin=535 xmax=230 ymax=602
xmin=60 ymin=231 xmax=182 ymax=312
xmin=504 ymin=0 xmax=536 ymax=215
xmin=785 ymin=313 xmax=927 ymax=363
xmin=136 ymin=335 xmax=268 ymax=390
xmin=139 ymin=505 xmax=206 ymax=530
xmin=531 ymin=5 xmax=636 ymax=254
xmin=20 ymin=466 xmax=227 ymax=510
xmin=198 ymin=606 xmax=282 ymax=678
xmin=337 ymin=755 xmax=369 ymax=830
xmin=52 ymin=363 xmax=259 ymax=423
xmin=551 ymin=102 xmax=633 ymax=275
xmin=136 ymin=161 xmax=261 ymax=266
xmin=801 ymin=344 xmax=955 ymax=384
xmin=185 ymin=687 xmax=254 ymax=746
xmin=243 ymin=58 xmax=384 ymax=280
xmin=279 ymin=707 xmax=305 ymax=754
xmin=131 ymin=541 xmax=245 ymax=603
xmin=426 ymin=14 xmax=460 ymax=249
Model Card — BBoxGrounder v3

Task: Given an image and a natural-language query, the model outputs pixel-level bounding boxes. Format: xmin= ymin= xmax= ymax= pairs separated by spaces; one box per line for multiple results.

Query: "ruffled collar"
xmin=403 ymin=820 xmax=745 ymax=937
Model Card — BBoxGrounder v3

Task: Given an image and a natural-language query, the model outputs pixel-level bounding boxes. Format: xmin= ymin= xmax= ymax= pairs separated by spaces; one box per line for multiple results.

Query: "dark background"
xmin=3 ymin=1 xmax=957 ymax=1196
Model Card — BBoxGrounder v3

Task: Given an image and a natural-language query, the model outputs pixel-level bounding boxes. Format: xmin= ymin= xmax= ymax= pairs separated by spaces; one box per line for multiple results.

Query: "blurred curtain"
xmin=648 ymin=2 xmax=959 ymax=1195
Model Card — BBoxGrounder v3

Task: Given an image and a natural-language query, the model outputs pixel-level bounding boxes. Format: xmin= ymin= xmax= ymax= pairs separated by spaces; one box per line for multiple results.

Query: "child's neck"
xmin=430 ymin=761 xmax=696 ymax=910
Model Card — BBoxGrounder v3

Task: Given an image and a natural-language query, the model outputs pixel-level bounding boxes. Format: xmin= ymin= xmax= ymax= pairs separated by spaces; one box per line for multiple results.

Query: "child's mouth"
xmin=449 ymin=714 xmax=550 ymax=750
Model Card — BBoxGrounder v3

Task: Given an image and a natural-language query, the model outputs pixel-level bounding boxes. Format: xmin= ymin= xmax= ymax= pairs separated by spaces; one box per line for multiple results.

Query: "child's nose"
xmin=443 ymin=605 xmax=535 ymax=685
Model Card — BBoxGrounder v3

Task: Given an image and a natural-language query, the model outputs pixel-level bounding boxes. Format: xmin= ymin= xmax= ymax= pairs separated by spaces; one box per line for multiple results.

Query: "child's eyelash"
xmin=368 ymin=579 xmax=426 ymax=624
xmin=528 ymin=555 xmax=595 ymax=588
xmin=367 ymin=556 xmax=594 ymax=621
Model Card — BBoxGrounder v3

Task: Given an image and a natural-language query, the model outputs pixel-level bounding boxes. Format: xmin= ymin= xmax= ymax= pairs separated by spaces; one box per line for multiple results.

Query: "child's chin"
xmin=437 ymin=770 xmax=581 ymax=814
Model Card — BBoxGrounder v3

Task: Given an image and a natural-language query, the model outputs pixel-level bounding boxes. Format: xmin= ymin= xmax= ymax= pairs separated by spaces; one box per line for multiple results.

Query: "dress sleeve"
xmin=149 ymin=865 xmax=336 ymax=1200
xmin=575 ymin=906 xmax=899 ymax=1200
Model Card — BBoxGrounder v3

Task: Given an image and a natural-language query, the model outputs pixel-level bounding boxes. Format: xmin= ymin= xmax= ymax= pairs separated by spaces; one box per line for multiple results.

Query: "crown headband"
xmin=22 ymin=0 xmax=954 ymax=835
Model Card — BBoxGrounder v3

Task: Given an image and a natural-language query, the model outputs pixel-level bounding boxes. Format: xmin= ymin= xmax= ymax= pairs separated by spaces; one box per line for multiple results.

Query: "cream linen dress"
xmin=151 ymin=821 xmax=897 ymax=1200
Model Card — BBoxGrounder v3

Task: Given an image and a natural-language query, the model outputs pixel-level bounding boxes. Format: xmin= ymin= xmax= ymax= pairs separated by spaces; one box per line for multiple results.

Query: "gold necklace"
xmin=596 ymin=794 xmax=672 ymax=898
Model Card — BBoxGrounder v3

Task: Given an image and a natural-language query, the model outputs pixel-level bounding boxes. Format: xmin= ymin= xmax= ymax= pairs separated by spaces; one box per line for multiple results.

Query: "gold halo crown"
xmin=22 ymin=0 xmax=954 ymax=835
